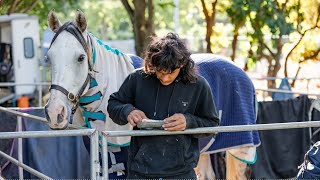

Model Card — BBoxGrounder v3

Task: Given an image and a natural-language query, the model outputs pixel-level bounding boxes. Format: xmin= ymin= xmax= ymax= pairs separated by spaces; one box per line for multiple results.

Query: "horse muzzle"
xmin=45 ymin=102 xmax=70 ymax=130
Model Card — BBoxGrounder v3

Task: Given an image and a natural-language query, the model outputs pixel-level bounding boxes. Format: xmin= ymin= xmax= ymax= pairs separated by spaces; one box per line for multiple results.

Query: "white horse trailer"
xmin=0 ymin=14 xmax=41 ymax=99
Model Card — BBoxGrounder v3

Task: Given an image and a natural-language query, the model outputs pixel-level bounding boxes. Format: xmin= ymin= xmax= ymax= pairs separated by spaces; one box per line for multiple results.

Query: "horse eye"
xmin=78 ymin=55 xmax=85 ymax=62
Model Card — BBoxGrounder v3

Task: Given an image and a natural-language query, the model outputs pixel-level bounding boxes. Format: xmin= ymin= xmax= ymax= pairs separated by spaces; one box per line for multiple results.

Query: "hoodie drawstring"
xmin=153 ymin=84 xmax=160 ymax=117
xmin=153 ymin=81 xmax=176 ymax=118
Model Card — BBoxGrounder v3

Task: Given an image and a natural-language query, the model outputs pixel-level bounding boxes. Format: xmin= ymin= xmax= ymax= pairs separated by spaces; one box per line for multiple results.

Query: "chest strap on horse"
xmin=80 ymin=109 xmax=106 ymax=128
xmin=79 ymin=91 xmax=102 ymax=106
xmin=82 ymin=110 xmax=106 ymax=121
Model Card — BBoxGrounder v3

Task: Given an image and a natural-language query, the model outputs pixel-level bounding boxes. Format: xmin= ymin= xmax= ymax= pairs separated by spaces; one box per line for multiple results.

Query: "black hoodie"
xmin=107 ymin=69 xmax=219 ymax=177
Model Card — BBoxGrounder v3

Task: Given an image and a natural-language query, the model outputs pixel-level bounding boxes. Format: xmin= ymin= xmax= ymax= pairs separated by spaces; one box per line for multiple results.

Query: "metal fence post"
xmin=38 ymin=84 xmax=43 ymax=107
xmin=101 ymin=133 xmax=108 ymax=180
xmin=17 ymin=116 xmax=23 ymax=180
xmin=90 ymin=130 xmax=100 ymax=180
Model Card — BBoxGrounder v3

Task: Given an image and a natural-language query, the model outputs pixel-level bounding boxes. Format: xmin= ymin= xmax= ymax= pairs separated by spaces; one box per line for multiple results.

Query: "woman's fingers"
xmin=165 ymin=124 xmax=185 ymax=131
xmin=163 ymin=113 xmax=187 ymax=131
xmin=128 ymin=118 xmax=136 ymax=126
xmin=127 ymin=109 xmax=148 ymax=126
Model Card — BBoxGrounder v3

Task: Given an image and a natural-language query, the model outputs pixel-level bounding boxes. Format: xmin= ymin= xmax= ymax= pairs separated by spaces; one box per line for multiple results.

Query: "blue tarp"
xmin=42 ymin=28 xmax=54 ymax=57
xmin=272 ymin=78 xmax=294 ymax=101
xmin=1 ymin=108 xmax=90 ymax=179
xmin=22 ymin=109 xmax=90 ymax=179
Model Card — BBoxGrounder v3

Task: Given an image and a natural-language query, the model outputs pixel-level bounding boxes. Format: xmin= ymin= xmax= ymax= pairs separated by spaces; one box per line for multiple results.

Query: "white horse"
xmin=45 ymin=10 xmax=135 ymax=178
xmin=45 ymin=10 xmax=259 ymax=179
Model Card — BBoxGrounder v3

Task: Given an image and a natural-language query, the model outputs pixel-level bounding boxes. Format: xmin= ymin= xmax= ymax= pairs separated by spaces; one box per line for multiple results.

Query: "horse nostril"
xmin=57 ymin=106 xmax=66 ymax=123
xmin=57 ymin=113 xmax=64 ymax=123
xmin=44 ymin=107 xmax=51 ymax=123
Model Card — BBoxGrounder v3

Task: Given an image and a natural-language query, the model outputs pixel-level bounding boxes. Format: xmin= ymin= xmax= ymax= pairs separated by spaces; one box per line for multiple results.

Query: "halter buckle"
xmin=67 ymin=93 xmax=76 ymax=102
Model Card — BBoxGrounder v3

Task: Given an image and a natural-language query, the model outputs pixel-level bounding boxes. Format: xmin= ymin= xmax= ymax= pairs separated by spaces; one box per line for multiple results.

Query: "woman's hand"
xmin=163 ymin=113 xmax=187 ymax=131
xmin=127 ymin=109 xmax=147 ymax=126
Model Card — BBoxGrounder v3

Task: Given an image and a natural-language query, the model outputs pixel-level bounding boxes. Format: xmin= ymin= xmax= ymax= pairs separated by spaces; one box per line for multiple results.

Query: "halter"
xmin=48 ymin=21 xmax=93 ymax=123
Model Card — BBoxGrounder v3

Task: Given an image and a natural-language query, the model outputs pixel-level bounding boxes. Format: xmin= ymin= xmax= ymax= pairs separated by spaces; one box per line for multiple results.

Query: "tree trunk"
xmin=133 ymin=0 xmax=147 ymax=57
xmin=200 ymin=0 xmax=218 ymax=53
xmin=205 ymin=20 xmax=213 ymax=53
xmin=122 ymin=0 xmax=154 ymax=57
xmin=143 ymin=0 xmax=154 ymax=56
xmin=267 ymin=56 xmax=281 ymax=91
xmin=267 ymin=60 xmax=277 ymax=90
xmin=8 ymin=0 xmax=20 ymax=14
xmin=243 ymin=61 xmax=248 ymax=71
xmin=291 ymin=65 xmax=301 ymax=87
xmin=264 ymin=37 xmax=283 ymax=91
xmin=231 ymin=27 xmax=239 ymax=61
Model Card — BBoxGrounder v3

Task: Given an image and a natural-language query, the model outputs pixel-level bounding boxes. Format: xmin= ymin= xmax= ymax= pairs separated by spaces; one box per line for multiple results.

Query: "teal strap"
xmin=82 ymin=110 xmax=106 ymax=121
xmin=89 ymin=77 xmax=98 ymax=89
xmin=92 ymin=44 xmax=96 ymax=65
xmin=96 ymin=39 xmax=124 ymax=56
xmin=84 ymin=117 xmax=92 ymax=128
xmin=108 ymin=142 xmax=130 ymax=147
xmin=79 ymin=91 xmax=102 ymax=104
xmin=228 ymin=150 xmax=257 ymax=165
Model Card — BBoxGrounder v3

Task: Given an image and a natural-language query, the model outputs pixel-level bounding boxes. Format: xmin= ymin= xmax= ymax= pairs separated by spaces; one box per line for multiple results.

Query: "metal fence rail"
xmin=0 ymin=129 xmax=99 ymax=179
xmin=0 ymin=150 xmax=51 ymax=179
xmin=256 ymin=88 xmax=320 ymax=97
xmin=103 ymin=121 xmax=320 ymax=137
xmin=101 ymin=120 xmax=320 ymax=179
xmin=0 ymin=129 xmax=95 ymax=139
xmin=250 ymin=77 xmax=320 ymax=81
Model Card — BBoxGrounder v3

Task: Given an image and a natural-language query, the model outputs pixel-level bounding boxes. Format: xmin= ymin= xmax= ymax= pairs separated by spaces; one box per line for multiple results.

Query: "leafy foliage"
xmin=0 ymin=0 xmax=81 ymax=33
xmin=81 ymin=0 xmax=132 ymax=40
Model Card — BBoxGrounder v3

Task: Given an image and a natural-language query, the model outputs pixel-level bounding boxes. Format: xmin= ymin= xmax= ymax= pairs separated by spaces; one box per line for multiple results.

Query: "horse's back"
xmin=191 ymin=53 xmax=260 ymax=153
xmin=127 ymin=54 xmax=143 ymax=69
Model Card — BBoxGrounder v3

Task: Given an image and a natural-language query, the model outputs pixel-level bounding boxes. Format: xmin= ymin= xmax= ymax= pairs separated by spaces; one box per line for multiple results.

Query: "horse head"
xmin=45 ymin=10 xmax=92 ymax=129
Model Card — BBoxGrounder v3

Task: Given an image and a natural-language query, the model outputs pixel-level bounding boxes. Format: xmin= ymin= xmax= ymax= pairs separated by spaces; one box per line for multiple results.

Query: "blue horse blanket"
xmin=297 ymin=141 xmax=320 ymax=179
xmin=192 ymin=54 xmax=261 ymax=153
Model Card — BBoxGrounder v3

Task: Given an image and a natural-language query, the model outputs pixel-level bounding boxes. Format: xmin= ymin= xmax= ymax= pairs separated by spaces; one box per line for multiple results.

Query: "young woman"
xmin=107 ymin=33 xmax=219 ymax=179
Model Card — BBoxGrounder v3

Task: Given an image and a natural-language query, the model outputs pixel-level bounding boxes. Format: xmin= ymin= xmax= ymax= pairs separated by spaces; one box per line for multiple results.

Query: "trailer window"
xmin=23 ymin=38 xmax=34 ymax=58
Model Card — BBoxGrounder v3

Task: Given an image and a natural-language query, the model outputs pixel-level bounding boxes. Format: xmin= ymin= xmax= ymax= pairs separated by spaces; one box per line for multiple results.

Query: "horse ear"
xmin=48 ymin=10 xmax=61 ymax=33
xmin=75 ymin=9 xmax=87 ymax=33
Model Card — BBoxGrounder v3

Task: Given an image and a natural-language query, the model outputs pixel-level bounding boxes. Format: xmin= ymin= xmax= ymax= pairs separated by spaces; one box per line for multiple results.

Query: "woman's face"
xmin=155 ymin=68 xmax=181 ymax=86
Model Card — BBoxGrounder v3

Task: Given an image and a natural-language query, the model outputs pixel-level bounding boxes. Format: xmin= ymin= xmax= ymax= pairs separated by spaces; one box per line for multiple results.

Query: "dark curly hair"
xmin=143 ymin=33 xmax=197 ymax=83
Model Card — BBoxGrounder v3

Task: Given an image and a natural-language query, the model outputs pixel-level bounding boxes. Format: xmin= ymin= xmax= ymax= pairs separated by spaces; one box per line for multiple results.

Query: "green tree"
xmin=154 ymin=1 xmax=208 ymax=52
xmin=0 ymin=0 xmax=81 ymax=33
xmin=0 ymin=0 xmax=41 ymax=14
xmin=246 ymin=0 xmax=295 ymax=89
xmin=283 ymin=0 xmax=320 ymax=86
xmin=226 ymin=0 xmax=249 ymax=61
xmin=80 ymin=0 xmax=132 ymax=40
xmin=198 ymin=0 xmax=231 ymax=54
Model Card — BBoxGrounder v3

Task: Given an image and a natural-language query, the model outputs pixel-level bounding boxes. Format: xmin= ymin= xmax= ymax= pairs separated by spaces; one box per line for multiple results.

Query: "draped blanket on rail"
xmin=191 ymin=54 xmax=261 ymax=153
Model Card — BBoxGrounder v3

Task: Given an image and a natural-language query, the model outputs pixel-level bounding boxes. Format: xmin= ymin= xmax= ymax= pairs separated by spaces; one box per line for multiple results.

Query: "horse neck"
xmin=81 ymin=34 xmax=134 ymax=112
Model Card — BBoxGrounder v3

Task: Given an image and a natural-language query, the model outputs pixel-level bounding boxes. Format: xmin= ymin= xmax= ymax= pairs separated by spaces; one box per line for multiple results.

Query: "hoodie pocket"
xmin=131 ymin=136 xmax=186 ymax=174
